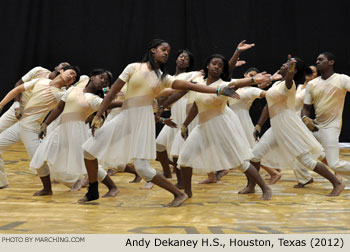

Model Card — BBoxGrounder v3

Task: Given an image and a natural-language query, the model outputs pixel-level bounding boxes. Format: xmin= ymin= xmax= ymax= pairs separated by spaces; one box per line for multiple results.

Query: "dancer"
xmin=157 ymin=41 xmax=256 ymax=187
xmin=0 ymin=62 xmax=70 ymax=133
xmin=227 ymin=67 xmax=283 ymax=184
xmin=178 ymin=54 xmax=272 ymax=199
xmin=79 ymin=39 xmax=238 ymax=207
xmin=30 ymin=69 xmax=122 ymax=196
xmin=0 ymin=65 xmax=80 ymax=190
xmin=302 ymin=52 xmax=350 ymax=180
xmin=291 ymin=65 xmax=318 ymax=187
xmin=155 ymin=49 xmax=198 ymax=180
xmin=248 ymin=55 xmax=344 ymax=197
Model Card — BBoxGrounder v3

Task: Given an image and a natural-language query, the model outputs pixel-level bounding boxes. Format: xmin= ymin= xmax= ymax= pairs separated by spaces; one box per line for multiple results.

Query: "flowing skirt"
xmin=270 ymin=109 xmax=323 ymax=164
xmin=82 ymin=105 xmax=156 ymax=168
xmin=178 ymin=108 xmax=253 ymax=174
xmin=30 ymin=120 xmax=90 ymax=183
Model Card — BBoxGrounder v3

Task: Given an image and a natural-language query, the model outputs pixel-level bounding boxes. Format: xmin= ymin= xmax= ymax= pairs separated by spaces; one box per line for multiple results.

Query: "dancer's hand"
xmin=164 ymin=118 xmax=177 ymax=128
xmin=38 ymin=123 xmax=48 ymax=139
xmin=15 ymin=107 xmax=24 ymax=119
xmin=235 ymin=60 xmax=246 ymax=67
xmin=218 ymin=86 xmax=240 ymax=99
xmin=287 ymin=55 xmax=297 ymax=74
xmin=302 ymin=116 xmax=318 ymax=132
xmin=181 ymin=124 xmax=188 ymax=140
xmin=236 ymin=40 xmax=255 ymax=52
xmin=254 ymin=72 xmax=272 ymax=84
xmin=91 ymin=116 xmax=104 ymax=136
xmin=253 ymin=125 xmax=262 ymax=141
xmin=271 ymin=70 xmax=283 ymax=81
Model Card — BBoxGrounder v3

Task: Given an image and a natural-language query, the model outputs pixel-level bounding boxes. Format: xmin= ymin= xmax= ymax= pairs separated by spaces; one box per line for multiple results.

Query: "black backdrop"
xmin=1 ymin=0 xmax=350 ymax=140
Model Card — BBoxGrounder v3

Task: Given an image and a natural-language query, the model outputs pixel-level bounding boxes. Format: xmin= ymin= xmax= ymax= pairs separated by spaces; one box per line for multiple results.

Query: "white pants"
xmin=0 ymin=104 xmax=18 ymax=133
xmin=0 ymin=122 xmax=40 ymax=187
xmin=252 ymin=129 xmax=318 ymax=172
xmin=313 ymin=127 xmax=350 ymax=179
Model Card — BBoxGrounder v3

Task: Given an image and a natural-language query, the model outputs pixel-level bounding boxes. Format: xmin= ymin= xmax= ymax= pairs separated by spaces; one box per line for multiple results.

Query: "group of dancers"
xmin=0 ymin=38 xmax=348 ymax=207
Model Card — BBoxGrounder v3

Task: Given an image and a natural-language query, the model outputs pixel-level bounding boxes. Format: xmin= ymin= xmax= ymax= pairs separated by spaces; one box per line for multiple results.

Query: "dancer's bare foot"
xmin=33 ymin=189 xmax=52 ymax=196
xmin=71 ymin=178 xmax=86 ymax=191
xmin=327 ymin=182 xmax=345 ymax=197
xmin=293 ymin=178 xmax=313 ymax=188
xmin=140 ymin=182 xmax=154 ymax=189
xmin=77 ymin=196 xmax=90 ymax=204
xmin=0 ymin=184 xmax=9 ymax=189
xmin=175 ymin=183 xmax=184 ymax=189
xmin=267 ymin=173 xmax=281 ymax=185
xmin=107 ymin=169 xmax=117 ymax=176
xmin=335 ymin=172 xmax=343 ymax=181
xmin=238 ymin=186 xmax=255 ymax=194
xmin=129 ymin=175 xmax=142 ymax=183
xmin=216 ymin=170 xmax=229 ymax=181
xmin=199 ymin=177 xmax=217 ymax=184
xmin=261 ymin=187 xmax=272 ymax=200
xmin=102 ymin=187 xmax=120 ymax=198
xmin=166 ymin=193 xmax=188 ymax=207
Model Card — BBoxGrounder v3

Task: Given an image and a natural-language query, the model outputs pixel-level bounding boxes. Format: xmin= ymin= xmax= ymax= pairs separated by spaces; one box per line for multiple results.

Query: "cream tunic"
xmin=228 ymin=86 xmax=262 ymax=147
xmin=304 ymin=73 xmax=350 ymax=130
xmin=266 ymin=81 xmax=323 ymax=164
xmin=20 ymin=79 xmax=65 ymax=131
xmin=156 ymin=71 xmax=200 ymax=154
xmin=82 ymin=63 xmax=175 ymax=166
xmin=178 ymin=79 xmax=253 ymax=173
xmin=30 ymin=85 xmax=102 ymax=183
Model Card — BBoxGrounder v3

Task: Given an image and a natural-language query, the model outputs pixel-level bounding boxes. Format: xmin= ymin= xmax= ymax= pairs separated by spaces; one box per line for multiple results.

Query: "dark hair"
xmin=294 ymin=57 xmax=311 ymax=84
xmin=320 ymin=52 xmax=336 ymax=69
xmin=244 ymin=67 xmax=260 ymax=75
xmin=87 ymin=69 xmax=114 ymax=98
xmin=176 ymin=49 xmax=194 ymax=71
xmin=203 ymin=54 xmax=230 ymax=81
xmin=62 ymin=65 xmax=81 ymax=85
xmin=142 ymin=39 xmax=170 ymax=80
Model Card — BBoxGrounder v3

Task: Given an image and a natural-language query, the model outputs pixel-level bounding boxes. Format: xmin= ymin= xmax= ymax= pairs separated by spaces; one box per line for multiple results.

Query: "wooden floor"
xmin=0 ymin=143 xmax=349 ymax=234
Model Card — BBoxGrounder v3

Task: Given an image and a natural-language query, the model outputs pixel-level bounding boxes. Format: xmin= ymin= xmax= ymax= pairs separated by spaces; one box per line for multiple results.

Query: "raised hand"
xmin=287 ymin=54 xmax=297 ymax=73
xmin=254 ymin=71 xmax=272 ymax=84
xmin=235 ymin=60 xmax=246 ymax=67
xmin=237 ymin=40 xmax=255 ymax=52
xmin=271 ymin=70 xmax=283 ymax=81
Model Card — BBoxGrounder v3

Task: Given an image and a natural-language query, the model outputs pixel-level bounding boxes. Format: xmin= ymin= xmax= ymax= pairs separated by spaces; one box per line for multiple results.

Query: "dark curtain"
xmin=1 ymin=0 xmax=350 ymax=140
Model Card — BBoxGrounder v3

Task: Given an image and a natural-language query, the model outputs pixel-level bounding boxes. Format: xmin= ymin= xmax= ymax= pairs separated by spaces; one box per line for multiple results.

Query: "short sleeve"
xmin=187 ymin=91 xmax=196 ymax=105
xmin=22 ymin=67 xmax=42 ymax=82
xmin=218 ymin=81 xmax=230 ymax=89
xmin=161 ymin=74 xmax=175 ymax=88
xmin=60 ymin=86 xmax=74 ymax=102
xmin=183 ymin=71 xmax=201 ymax=82
xmin=249 ymin=87 xmax=263 ymax=99
xmin=304 ymin=83 xmax=313 ymax=105
xmin=118 ymin=63 xmax=136 ymax=83
xmin=88 ymin=95 xmax=103 ymax=112
xmin=53 ymin=90 xmax=67 ymax=102
xmin=281 ymin=80 xmax=296 ymax=95
xmin=23 ymin=78 xmax=39 ymax=91
xmin=340 ymin=74 xmax=350 ymax=91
